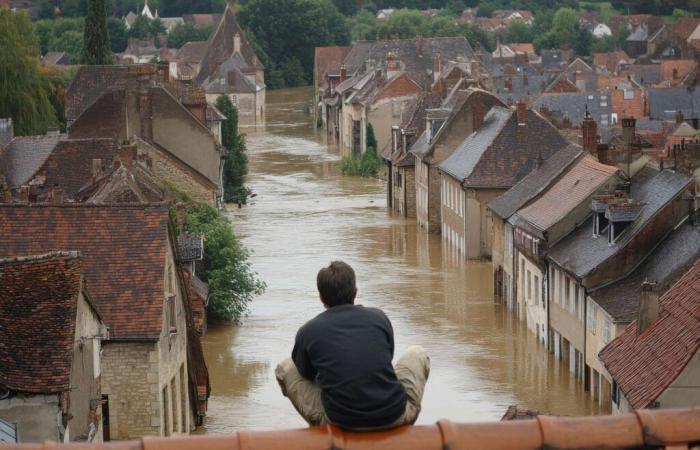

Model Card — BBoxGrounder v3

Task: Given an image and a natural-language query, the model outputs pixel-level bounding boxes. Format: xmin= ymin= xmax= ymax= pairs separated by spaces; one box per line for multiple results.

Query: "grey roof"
xmin=488 ymin=145 xmax=583 ymax=219
xmin=408 ymin=129 xmax=430 ymax=159
xmin=177 ymin=233 xmax=204 ymax=262
xmin=175 ymin=41 xmax=208 ymax=64
xmin=438 ymin=107 xmax=511 ymax=181
xmin=0 ymin=119 xmax=12 ymax=148
xmin=648 ymin=86 xmax=700 ymax=120
xmin=590 ymin=220 xmax=700 ymax=322
xmin=533 ymin=92 xmax=612 ymax=126
xmin=548 ymin=168 xmax=692 ymax=280
xmin=540 ymin=50 xmax=566 ymax=71
xmin=627 ymin=64 xmax=661 ymax=86
xmin=202 ymin=51 xmax=261 ymax=94
xmin=494 ymin=74 xmax=547 ymax=104
xmin=627 ymin=24 xmax=649 ymax=42
xmin=0 ymin=134 xmax=64 ymax=189
xmin=605 ymin=202 xmax=644 ymax=222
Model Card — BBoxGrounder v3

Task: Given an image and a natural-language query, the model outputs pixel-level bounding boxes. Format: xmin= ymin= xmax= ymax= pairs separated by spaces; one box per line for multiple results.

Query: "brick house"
xmin=411 ymin=88 xmax=504 ymax=233
xmin=313 ymin=46 xmax=350 ymax=127
xmin=0 ymin=204 xmax=210 ymax=439
xmin=437 ymin=102 xmax=569 ymax=259
xmin=597 ymin=76 xmax=646 ymax=120
xmin=65 ymin=65 xmax=224 ymax=206
xmin=0 ymin=252 xmax=105 ymax=443
xmin=196 ymin=6 xmax=265 ymax=125
xmin=599 ymin=258 xmax=700 ymax=413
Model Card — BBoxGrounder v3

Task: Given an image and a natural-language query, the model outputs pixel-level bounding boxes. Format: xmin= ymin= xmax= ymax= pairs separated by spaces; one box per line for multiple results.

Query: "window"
xmin=588 ymin=302 xmax=597 ymax=334
xmin=564 ymin=277 xmax=570 ymax=311
xmin=392 ymin=101 xmax=402 ymax=117
xmin=520 ymin=259 xmax=525 ymax=295
xmin=534 ymin=275 xmax=540 ymax=307
xmin=163 ymin=386 xmax=170 ymax=436
xmin=623 ymin=90 xmax=634 ymax=100
xmin=231 ymin=95 xmax=238 ymax=106
xmin=612 ymin=381 xmax=620 ymax=406
xmin=171 ymin=379 xmax=177 ymax=432
xmin=166 ymin=294 xmax=177 ymax=333
xmin=603 ymin=315 xmax=612 ymax=343
xmin=551 ymin=267 xmax=557 ymax=304
xmin=527 ymin=270 xmax=532 ymax=300
xmin=573 ymin=283 xmax=579 ymax=316
xmin=180 ymin=364 xmax=187 ymax=433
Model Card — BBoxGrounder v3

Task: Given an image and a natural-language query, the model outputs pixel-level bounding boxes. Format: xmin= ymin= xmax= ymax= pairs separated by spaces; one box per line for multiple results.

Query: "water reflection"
xmin=201 ymin=86 xmax=600 ymax=434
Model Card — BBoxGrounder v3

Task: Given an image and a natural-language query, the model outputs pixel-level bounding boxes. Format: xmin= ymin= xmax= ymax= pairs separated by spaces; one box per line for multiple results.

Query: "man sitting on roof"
xmin=276 ymin=261 xmax=430 ymax=430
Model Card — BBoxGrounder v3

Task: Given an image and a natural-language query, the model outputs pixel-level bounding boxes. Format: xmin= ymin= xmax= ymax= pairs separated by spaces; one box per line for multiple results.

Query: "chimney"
xmin=433 ymin=52 xmax=441 ymax=83
xmin=176 ymin=202 xmax=186 ymax=228
xmin=53 ymin=188 xmax=63 ymax=205
xmin=472 ymin=103 xmax=485 ymax=131
xmin=417 ymin=35 xmax=424 ymax=58
xmin=2 ymin=188 xmax=10 ymax=203
xmin=676 ymin=110 xmax=684 ymax=124
xmin=19 ymin=185 xmax=28 ymax=202
xmin=582 ymin=107 xmax=598 ymax=157
xmin=233 ymin=32 xmax=241 ymax=54
xmin=92 ymin=158 xmax=103 ymax=176
xmin=157 ymin=61 xmax=169 ymax=83
xmin=340 ymin=65 xmax=347 ymax=82
xmin=516 ymin=100 xmax=527 ymax=125
xmin=28 ymin=184 xmax=38 ymax=203
xmin=637 ymin=281 xmax=659 ymax=335
xmin=622 ymin=117 xmax=636 ymax=174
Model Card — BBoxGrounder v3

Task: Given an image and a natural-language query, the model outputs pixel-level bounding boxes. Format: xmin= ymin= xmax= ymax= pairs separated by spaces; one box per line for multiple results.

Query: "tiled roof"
xmin=513 ymin=156 xmax=619 ymax=233
xmin=182 ymin=13 xmax=222 ymax=26
xmin=0 ymin=204 xmax=170 ymax=341
xmin=0 ymin=133 xmax=65 ymax=189
xmin=605 ymin=201 xmax=644 ymax=222
xmin=648 ymin=86 xmax=700 ymax=120
xmin=488 ymin=145 xmax=582 ymax=219
xmin=533 ymin=92 xmax=612 ymax=126
xmin=599 ymin=258 xmax=700 ymax=409
xmin=494 ymin=74 xmax=547 ymax=104
xmin=177 ymin=233 xmax=204 ymax=262
xmin=40 ymin=51 xmax=68 ymax=65
xmin=195 ymin=6 xmax=263 ymax=86
xmin=314 ymin=46 xmax=350 ymax=82
xmin=590 ymin=220 xmax=700 ymax=322
xmin=5 ymin=408 xmax=700 ymax=450
xmin=174 ymin=41 xmax=208 ymax=64
xmin=202 ymin=52 xmax=260 ymax=94
xmin=592 ymin=51 xmax=630 ymax=72
xmin=76 ymin=162 xmax=165 ymax=204
xmin=439 ymin=107 xmax=569 ymax=189
xmin=548 ymin=168 xmax=692 ymax=280
xmin=0 ymin=252 xmax=82 ymax=393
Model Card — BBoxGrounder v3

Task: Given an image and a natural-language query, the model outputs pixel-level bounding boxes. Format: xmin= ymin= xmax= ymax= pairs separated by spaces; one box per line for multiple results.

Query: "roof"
xmin=648 ymin=86 xmax=700 ymax=120
xmin=177 ymin=233 xmax=204 ymax=262
xmin=4 ymin=408 xmax=700 ymax=450
xmin=195 ymin=6 xmax=263 ymax=86
xmin=182 ymin=13 xmax=222 ymax=26
xmin=41 ymin=51 xmax=68 ymax=65
xmin=174 ymin=41 xmax=208 ymax=64
xmin=0 ymin=204 xmax=171 ymax=341
xmin=488 ymin=145 xmax=582 ymax=219
xmin=513 ymin=156 xmax=620 ymax=233
xmin=0 ymin=133 xmax=65 ymax=189
xmin=591 ymin=220 xmax=700 ymax=323
xmin=314 ymin=46 xmax=350 ymax=82
xmin=592 ymin=51 xmax=630 ymax=72
xmin=75 ymin=162 xmax=165 ymax=204
xmin=627 ymin=64 xmax=661 ymax=86
xmin=600 ymin=259 xmax=700 ymax=409
xmin=439 ymin=106 xmax=570 ymax=189
xmin=533 ymin=92 xmax=612 ymax=126
xmin=548 ymin=168 xmax=692 ymax=280
xmin=0 ymin=252 xmax=82 ymax=393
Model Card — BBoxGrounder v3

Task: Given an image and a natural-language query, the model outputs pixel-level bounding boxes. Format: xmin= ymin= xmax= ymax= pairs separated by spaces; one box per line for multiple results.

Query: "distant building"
xmin=40 ymin=51 xmax=70 ymax=66
xmin=0 ymin=252 xmax=106 ymax=442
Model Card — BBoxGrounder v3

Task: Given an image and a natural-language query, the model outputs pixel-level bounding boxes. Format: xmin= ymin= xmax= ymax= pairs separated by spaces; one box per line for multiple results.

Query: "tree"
xmin=550 ymin=7 xmax=578 ymax=47
xmin=81 ymin=0 xmax=112 ymax=64
xmin=377 ymin=9 xmax=425 ymax=38
xmin=349 ymin=9 xmax=377 ymax=41
xmin=573 ymin=23 xmax=592 ymax=56
xmin=107 ymin=17 xmax=128 ymax=52
xmin=166 ymin=23 xmax=213 ymax=48
xmin=215 ymin=95 xmax=250 ymax=204
xmin=505 ymin=20 xmax=533 ymax=43
xmin=0 ymin=9 xmax=58 ymax=135
xmin=128 ymin=14 xmax=152 ymax=39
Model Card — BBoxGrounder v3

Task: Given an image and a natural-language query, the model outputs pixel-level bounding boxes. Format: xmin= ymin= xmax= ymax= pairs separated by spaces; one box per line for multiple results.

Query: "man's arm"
xmin=292 ymin=327 xmax=317 ymax=381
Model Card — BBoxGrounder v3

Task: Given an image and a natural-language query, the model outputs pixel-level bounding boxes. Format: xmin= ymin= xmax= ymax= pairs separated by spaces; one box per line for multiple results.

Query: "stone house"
xmin=65 ymin=64 xmax=224 ymax=206
xmin=546 ymin=167 xmax=692 ymax=390
xmin=411 ymin=88 xmax=504 ymax=233
xmin=510 ymin=153 xmax=620 ymax=346
xmin=533 ymin=92 xmax=613 ymax=128
xmin=196 ymin=6 xmax=265 ymax=125
xmin=0 ymin=204 xmax=210 ymax=439
xmin=0 ymin=252 xmax=105 ymax=443
xmin=437 ymin=102 xmax=569 ymax=258
xmin=599 ymin=258 xmax=700 ymax=413
xmin=313 ymin=46 xmax=350 ymax=126
xmin=592 ymin=51 xmax=631 ymax=74
xmin=585 ymin=219 xmax=700 ymax=411
xmin=488 ymin=145 xmax=582 ymax=315
xmin=170 ymin=41 xmax=208 ymax=82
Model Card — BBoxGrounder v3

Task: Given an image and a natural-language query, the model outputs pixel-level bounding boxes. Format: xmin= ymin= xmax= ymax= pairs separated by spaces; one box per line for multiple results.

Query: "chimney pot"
xmin=53 ymin=188 xmax=63 ymax=205
xmin=516 ymin=101 xmax=527 ymax=125
xmin=676 ymin=110 xmax=685 ymax=124
xmin=28 ymin=184 xmax=38 ymax=203
xmin=417 ymin=35 xmax=424 ymax=58
xmin=19 ymin=185 xmax=28 ymax=202
xmin=340 ymin=65 xmax=347 ymax=82
xmin=582 ymin=110 xmax=599 ymax=158
xmin=637 ymin=281 xmax=659 ymax=335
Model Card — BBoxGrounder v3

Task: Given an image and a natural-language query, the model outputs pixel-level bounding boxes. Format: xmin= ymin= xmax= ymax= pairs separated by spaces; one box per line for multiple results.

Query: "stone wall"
xmin=403 ymin=167 xmax=416 ymax=218
xmin=0 ymin=394 xmax=61 ymax=442
xmin=440 ymin=174 xmax=466 ymax=254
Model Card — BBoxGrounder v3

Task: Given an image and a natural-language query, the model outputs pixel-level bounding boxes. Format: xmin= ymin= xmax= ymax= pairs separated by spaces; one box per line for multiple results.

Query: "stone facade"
xmin=205 ymin=91 xmax=265 ymax=126
xmin=390 ymin=163 xmax=416 ymax=218
xmin=549 ymin=264 xmax=587 ymax=382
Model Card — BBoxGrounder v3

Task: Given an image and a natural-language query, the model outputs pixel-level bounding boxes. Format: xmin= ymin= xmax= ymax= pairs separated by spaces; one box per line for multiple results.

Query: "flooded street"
xmin=201 ymin=87 xmax=601 ymax=433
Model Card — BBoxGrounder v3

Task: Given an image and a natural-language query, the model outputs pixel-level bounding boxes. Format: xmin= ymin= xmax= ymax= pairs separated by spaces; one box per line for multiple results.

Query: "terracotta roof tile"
xmin=315 ymin=46 xmax=350 ymax=81
xmin=0 ymin=252 xmax=82 ymax=393
xmin=600 ymin=259 xmax=700 ymax=409
xmin=174 ymin=41 xmax=208 ymax=64
xmin=0 ymin=204 xmax=170 ymax=341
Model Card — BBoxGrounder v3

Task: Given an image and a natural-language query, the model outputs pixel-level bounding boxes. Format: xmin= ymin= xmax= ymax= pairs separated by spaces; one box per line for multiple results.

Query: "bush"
xmin=182 ymin=203 xmax=265 ymax=323
xmin=339 ymin=146 xmax=382 ymax=177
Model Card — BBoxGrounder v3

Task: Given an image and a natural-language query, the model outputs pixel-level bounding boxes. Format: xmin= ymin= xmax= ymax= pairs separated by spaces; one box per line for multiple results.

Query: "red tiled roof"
xmin=0 ymin=204 xmax=170 ymax=341
xmin=3 ymin=408 xmax=700 ymax=449
xmin=600 ymin=258 xmax=700 ymax=409
xmin=314 ymin=46 xmax=350 ymax=82
xmin=0 ymin=252 xmax=82 ymax=393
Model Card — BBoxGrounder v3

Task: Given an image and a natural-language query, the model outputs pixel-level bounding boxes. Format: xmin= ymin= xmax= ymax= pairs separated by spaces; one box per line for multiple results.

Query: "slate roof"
xmin=182 ymin=13 xmax=222 ymax=26
xmin=533 ymin=92 xmax=612 ymax=126
xmin=439 ymin=106 xmax=570 ymax=189
xmin=174 ymin=41 xmax=208 ymax=64
xmin=627 ymin=64 xmax=661 ymax=86
xmin=201 ymin=51 xmax=262 ymax=94
xmin=648 ymin=86 xmax=700 ymax=120
xmin=0 ymin=204 xmax=171 ymax=341
xmin=0 ymin=118 xmax=11 ymax=148
xmin=512 ymin=156 xmax=620 ymax=234
xmin=494 ymin=73 xmax=547 ymax=104
xmin=0 ymin=133 xmax=65 ymax=189
xmin=76 ymin=162 xmax=165 ymax=204
xmin=195 ymin=6 xmax=262 ymax=86
xmin=599 ymin=257 xmax=700 ymax=409
xmin=177 ymin=233 xmax=204 ymax=262
xmin=590 ymin=220 xmax=700 ymax=323
xmin=489 ymin=144 xmax=582 ymax=219
xmin=41 ymin=51 xmax=69 ymax=65
xmin=540 ymin=50 xmax=566 ymax=71
xmin=0 ymin=252 xmax=83 ymax=393
xmin=548 ymin=168 xmax=692 ymax=280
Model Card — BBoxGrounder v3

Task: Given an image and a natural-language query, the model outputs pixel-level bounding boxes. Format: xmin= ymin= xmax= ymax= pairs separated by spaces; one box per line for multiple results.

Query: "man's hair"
xmin=317 ymin=261 xmax=356 ymax=307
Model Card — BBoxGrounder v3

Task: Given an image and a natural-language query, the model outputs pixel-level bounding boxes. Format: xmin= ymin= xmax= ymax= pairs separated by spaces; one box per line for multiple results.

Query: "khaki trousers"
xmin=275 ymin=345 xmax=430 ymax=430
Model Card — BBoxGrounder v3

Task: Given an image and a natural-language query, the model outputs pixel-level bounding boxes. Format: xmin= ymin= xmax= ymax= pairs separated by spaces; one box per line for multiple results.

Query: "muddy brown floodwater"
xmin=200 ymin=87 xmax=601 ymax=433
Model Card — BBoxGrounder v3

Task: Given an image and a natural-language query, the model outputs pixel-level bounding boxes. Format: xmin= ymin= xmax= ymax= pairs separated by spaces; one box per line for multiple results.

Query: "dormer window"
xmin=591 ymin=197 xmax=610 ymax=237
xmin=605 ymin=202 xmax=643 ymax=245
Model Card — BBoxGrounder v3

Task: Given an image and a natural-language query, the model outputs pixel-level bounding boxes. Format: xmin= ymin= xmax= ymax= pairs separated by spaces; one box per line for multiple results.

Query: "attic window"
xmin=166 ymin=294 xmax=177 ymax=333
xmin=623 ymin=90 xmax=634 ymax=100
xmin=608 ymin=219 xmax=632 ymax=244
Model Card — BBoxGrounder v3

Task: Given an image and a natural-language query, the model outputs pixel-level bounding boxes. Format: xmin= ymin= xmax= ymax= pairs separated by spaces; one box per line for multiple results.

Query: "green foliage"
xmin=533 ymin=7 xmax=582 ymax=52
xmin=377 ymin=9 xmax=425 ymax=38
xmin=459 ymin=22 xmax=495 ymax=51
xmin=36 ymin=17 xmax=85 ymax=61
xmin=166 ymin=23 xmax=214 ymax=49
xmin=160 ymin=0 xmax=225 ymax=17
xmin=339 ymin=147 xmax=382 ymax=177
xmin=81 ymin=0 xmax=113 ymax=64
xmin=215 ymin=95 xmax=250 ymax=204
xmin=183 ymin=203 xmax=265 ymax=323
xmin=366 ymin=122 xmax=377 ymax=151
xmin=573 ymin=24 xmax=592 ymax=56
xmin=610 ymin=0 xmax=695 ymax=15
xmin=128 ymin=15 xmax=152 ymax=39
xmin=39 ymin=65 xmax=77 ymax=132
xmin=107 ymin=17 xmax=128 ymax=52
xmin=505 ymin=20 xmax=533 ymax=43
xmin=671 ymin=8 xmax=695 ymax=20
xmin=0 ymin=9 xmax=59 ymax=135
xmin=239 ymin=0 xmax=350 ymax=88
xmin=349 ymin=9 xmax=378 ymax=41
